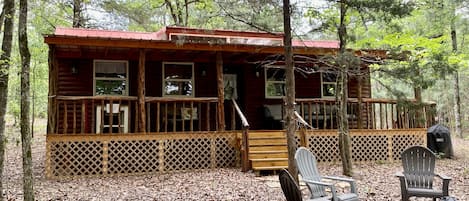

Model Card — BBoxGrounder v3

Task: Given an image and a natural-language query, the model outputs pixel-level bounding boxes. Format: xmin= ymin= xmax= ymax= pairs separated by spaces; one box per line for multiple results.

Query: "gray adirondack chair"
xmin=279 ymin=169 xmax=330 ymax=201
xmin=396 ymin=145 xmax=452 ymax=201
xmin=295 ymin=147 xmax=358 ymax=201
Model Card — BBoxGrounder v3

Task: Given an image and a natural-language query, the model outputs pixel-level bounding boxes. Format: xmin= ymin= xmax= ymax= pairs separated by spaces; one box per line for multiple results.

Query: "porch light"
xmin=71 ymin=65 xmax=78 ymax=74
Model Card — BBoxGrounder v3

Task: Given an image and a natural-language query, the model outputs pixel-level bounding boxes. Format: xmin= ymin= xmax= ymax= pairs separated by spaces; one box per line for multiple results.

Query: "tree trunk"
xmin=19 ymin=0 xmax=34 ymax=200
xmin=450 ymin=6 xmax=462 ymax=138
xmin=337 ymin=0 xmax=353 ymax=177
xmin=0 ymin=1 xmax=15 ymax=200
xmin=283 ymin=0 xmax=298 ymax=182
xmin=72 ymin=0 xmax=83 ymax=28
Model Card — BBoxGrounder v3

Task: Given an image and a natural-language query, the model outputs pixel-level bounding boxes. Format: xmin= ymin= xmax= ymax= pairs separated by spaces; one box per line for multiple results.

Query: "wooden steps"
xmin=248 ymin=131 xmax=288 ymax=173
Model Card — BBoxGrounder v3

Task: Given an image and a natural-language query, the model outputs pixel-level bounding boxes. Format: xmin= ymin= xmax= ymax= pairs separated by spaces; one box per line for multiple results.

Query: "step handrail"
xmin=231 ymin=98 xmax=250 ymax=172
xmin=231 ymin=98 xmax=249 ymax=129
xmin=294 ymin=110 xmax=313 ymax=129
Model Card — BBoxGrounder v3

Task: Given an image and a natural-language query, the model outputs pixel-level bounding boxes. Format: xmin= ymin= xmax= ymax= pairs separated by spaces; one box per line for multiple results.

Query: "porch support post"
xmin=216 ymin=52 xmax=225 ymax=131
xmin=357 ymin=77 xmax=363 ymax=129
xmin=47 ymin=45 xmax=58 ymax=134
xmin=138 ymin=49 xmax=146 ymax=132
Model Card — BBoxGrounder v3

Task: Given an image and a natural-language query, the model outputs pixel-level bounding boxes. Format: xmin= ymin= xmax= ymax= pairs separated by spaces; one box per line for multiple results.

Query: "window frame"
xmin=265 ymin=67 xmax=286 ymax=99
xmin=321 ymin=72 xmax=337 ymax=98
xmin=162 ymin=62 xmax=195 ymax=97
xmin=93 ymin=60 xmax=129 ymax=96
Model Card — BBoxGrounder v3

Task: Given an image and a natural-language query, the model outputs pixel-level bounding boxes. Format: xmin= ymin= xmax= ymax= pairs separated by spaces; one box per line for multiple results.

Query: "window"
xmin=265 ymin=68 xmax=285 ymax=98
xmin=321 ymin=72 xmax=337 ymax=98
xmin=94 ymin=60 xmax=128 ymax=96
xmin=163 ymin=62 xmax=194 ymax=97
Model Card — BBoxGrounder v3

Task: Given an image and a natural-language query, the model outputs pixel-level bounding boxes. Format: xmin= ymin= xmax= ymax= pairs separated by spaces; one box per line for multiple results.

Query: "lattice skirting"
xmin=302 ymin=129 xmax=426 ymax=163
xmin=46 ymin=132 xmax=240 ymax=179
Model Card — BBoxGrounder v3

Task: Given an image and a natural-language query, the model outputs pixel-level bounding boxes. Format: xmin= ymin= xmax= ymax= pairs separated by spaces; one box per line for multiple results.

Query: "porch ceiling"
xmin=53 ymin=44 xmax=272 ymax=63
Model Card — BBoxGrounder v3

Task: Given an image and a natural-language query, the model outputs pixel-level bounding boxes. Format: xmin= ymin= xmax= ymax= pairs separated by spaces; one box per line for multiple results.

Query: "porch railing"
xmin=52 ymin=96 xmax=244 ymax=134
xmin=295 ymin=98 xmax=436 ymax=129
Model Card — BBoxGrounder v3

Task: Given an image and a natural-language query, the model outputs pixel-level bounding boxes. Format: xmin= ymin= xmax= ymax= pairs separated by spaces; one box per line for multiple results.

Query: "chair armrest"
xmin=323 ymin=175 xmax=355 ymax=183
xmin=302 ymin=178 xmax=334 ymax=187
xmin=436 ymin=173 xmax=451 ymax=196
xmin=322 ymin=176 xmax=357 ymax=194
xmin=302 ymin=179 xmax=338 ymax=201
xmin=435 ymin=173 xmax=452 ymax=181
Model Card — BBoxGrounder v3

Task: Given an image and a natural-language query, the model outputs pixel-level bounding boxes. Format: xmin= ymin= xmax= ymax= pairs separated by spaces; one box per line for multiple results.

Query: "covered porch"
xmin=46 ymin=96 xmax=434 ymax=178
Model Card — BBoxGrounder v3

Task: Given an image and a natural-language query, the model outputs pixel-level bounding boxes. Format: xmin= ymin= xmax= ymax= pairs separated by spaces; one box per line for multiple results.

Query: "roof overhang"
xmin=44 ymin=35 xmax=342 ymax=56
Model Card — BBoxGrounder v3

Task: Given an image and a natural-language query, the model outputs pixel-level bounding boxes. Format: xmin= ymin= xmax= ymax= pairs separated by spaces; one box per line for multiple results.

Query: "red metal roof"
xmin=292 ymin=40 xmax=339 ymax=49
xmin=53 ymin=27 xmax=339 ymax=49
xmin=55 ymin=27 xmax=161 ymax=40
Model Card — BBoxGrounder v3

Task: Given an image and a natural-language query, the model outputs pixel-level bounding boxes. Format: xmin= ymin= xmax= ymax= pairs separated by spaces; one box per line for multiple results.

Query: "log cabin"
xmin=44 ymin=26 xmax=436 ymax=178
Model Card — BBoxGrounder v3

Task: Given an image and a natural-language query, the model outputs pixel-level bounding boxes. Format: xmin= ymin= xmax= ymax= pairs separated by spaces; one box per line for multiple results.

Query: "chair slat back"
xmin=401 ymin=146 xmax=436 ymax=189
xmin=295 ymin=147 xmax=326 ymax=198
xmin=279 ymin=169 xmax=303 ymax=201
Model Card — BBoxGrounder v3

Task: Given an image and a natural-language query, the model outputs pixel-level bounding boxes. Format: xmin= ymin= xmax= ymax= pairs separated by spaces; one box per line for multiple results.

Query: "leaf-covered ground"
xmin=2 ymin=126 xmax=469 ymax=200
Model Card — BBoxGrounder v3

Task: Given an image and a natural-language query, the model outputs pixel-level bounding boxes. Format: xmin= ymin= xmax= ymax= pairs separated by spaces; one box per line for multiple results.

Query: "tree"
xmin=0 ymin=0 xmax=15 ymax=200
xmin=19 ymin=0 xmax=34 ymax=199
xmin=336 ymin=0 xmax=353 ymax=177
xmin=100 ymin=0 xmax=221 ymax=31
xmin=305 ymin=0 xmax=414 ymax=176
xmin=282 ymin=0 xmax=298 ymax=182
xmin=18 ymin=0 xmax=34 ymax=199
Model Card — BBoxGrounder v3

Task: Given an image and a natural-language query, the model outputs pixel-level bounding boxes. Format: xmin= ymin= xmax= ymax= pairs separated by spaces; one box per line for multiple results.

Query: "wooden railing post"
xmin=232 ymin=99 xmax=250 ymax=172
xmin=299 ymin=128 xmax=306 ymax=147
xmin=241 ymin=128 xmax=250 ymax=172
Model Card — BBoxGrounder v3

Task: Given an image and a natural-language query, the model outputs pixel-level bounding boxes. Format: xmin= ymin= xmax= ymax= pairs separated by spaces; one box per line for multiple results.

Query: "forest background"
xmin=1 ymin=0 xmax=469 ymax=138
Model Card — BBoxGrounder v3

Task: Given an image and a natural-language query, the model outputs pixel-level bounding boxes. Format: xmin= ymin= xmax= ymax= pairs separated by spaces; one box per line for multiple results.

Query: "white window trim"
xmin=93 ymin=60 xmax=129 ymax=96
xmin=265 ymin=68 xmax=286 ymax=99
xmin=162 ymin=62 xmax=195 ymax=97
xmin=321 ymin=72 xmax=337 ymax=99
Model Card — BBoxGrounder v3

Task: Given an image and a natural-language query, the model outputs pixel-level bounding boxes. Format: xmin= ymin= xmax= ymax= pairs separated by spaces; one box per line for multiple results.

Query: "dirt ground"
xmin=2 ymin=120 xmax=469 ymax=200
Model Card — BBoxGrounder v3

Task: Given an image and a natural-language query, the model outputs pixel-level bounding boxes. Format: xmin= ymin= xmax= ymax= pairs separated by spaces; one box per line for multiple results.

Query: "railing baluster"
xmin=118 ymin=100 xmax=122 ymax=133
xmin=190 ymin=101 xmax=194 ymax=132
xmin=81 ymin=100 xmax=85 ymax=134
xmin=146 ymin=102 xmax=150 ymax=132
xmin=109 ymin=100 xmax=113 ymax=134
xmin=215 ymin=102 xmax=219 ymax=131
xmin=181 ymin=102 xmax=186 ymax=132
xmin=164 ymin=103 xmax=168 ymax=132
xmin=64 ymin=102 xmax=68 ymax=134
xmin=198 ymin=102 xmax=202 ymax=131
xmin=100 ymin=100 xmax=104 ymax=134
xmin=329 ymin=102 xmax=334 ymax=129
xmin=156 ymin=102 xmax=160 ymax=132
xmin=172 ymin=102 xmax=177 ymax=132
xmin=91 ymin=100 xmax=95 ymax=133
xmin=206 ymin=102 xmax=210 ymax=131
xmin=56 ymin=101 xmax=60 ymax=134
xmin=73 ymin=101 xmax=77 ymax=134
xmin=385 ymin=103 xmax=388 ymax=129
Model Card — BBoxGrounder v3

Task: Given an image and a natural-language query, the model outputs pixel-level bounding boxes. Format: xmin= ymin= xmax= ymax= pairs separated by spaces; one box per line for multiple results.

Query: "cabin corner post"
xmin=47 ymin=45 xmax=57 ymax=134
xmin=138 ymin=49 xmax=146 ymax=132
xmin=216 ymin=52 xmax=225 ymax=131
